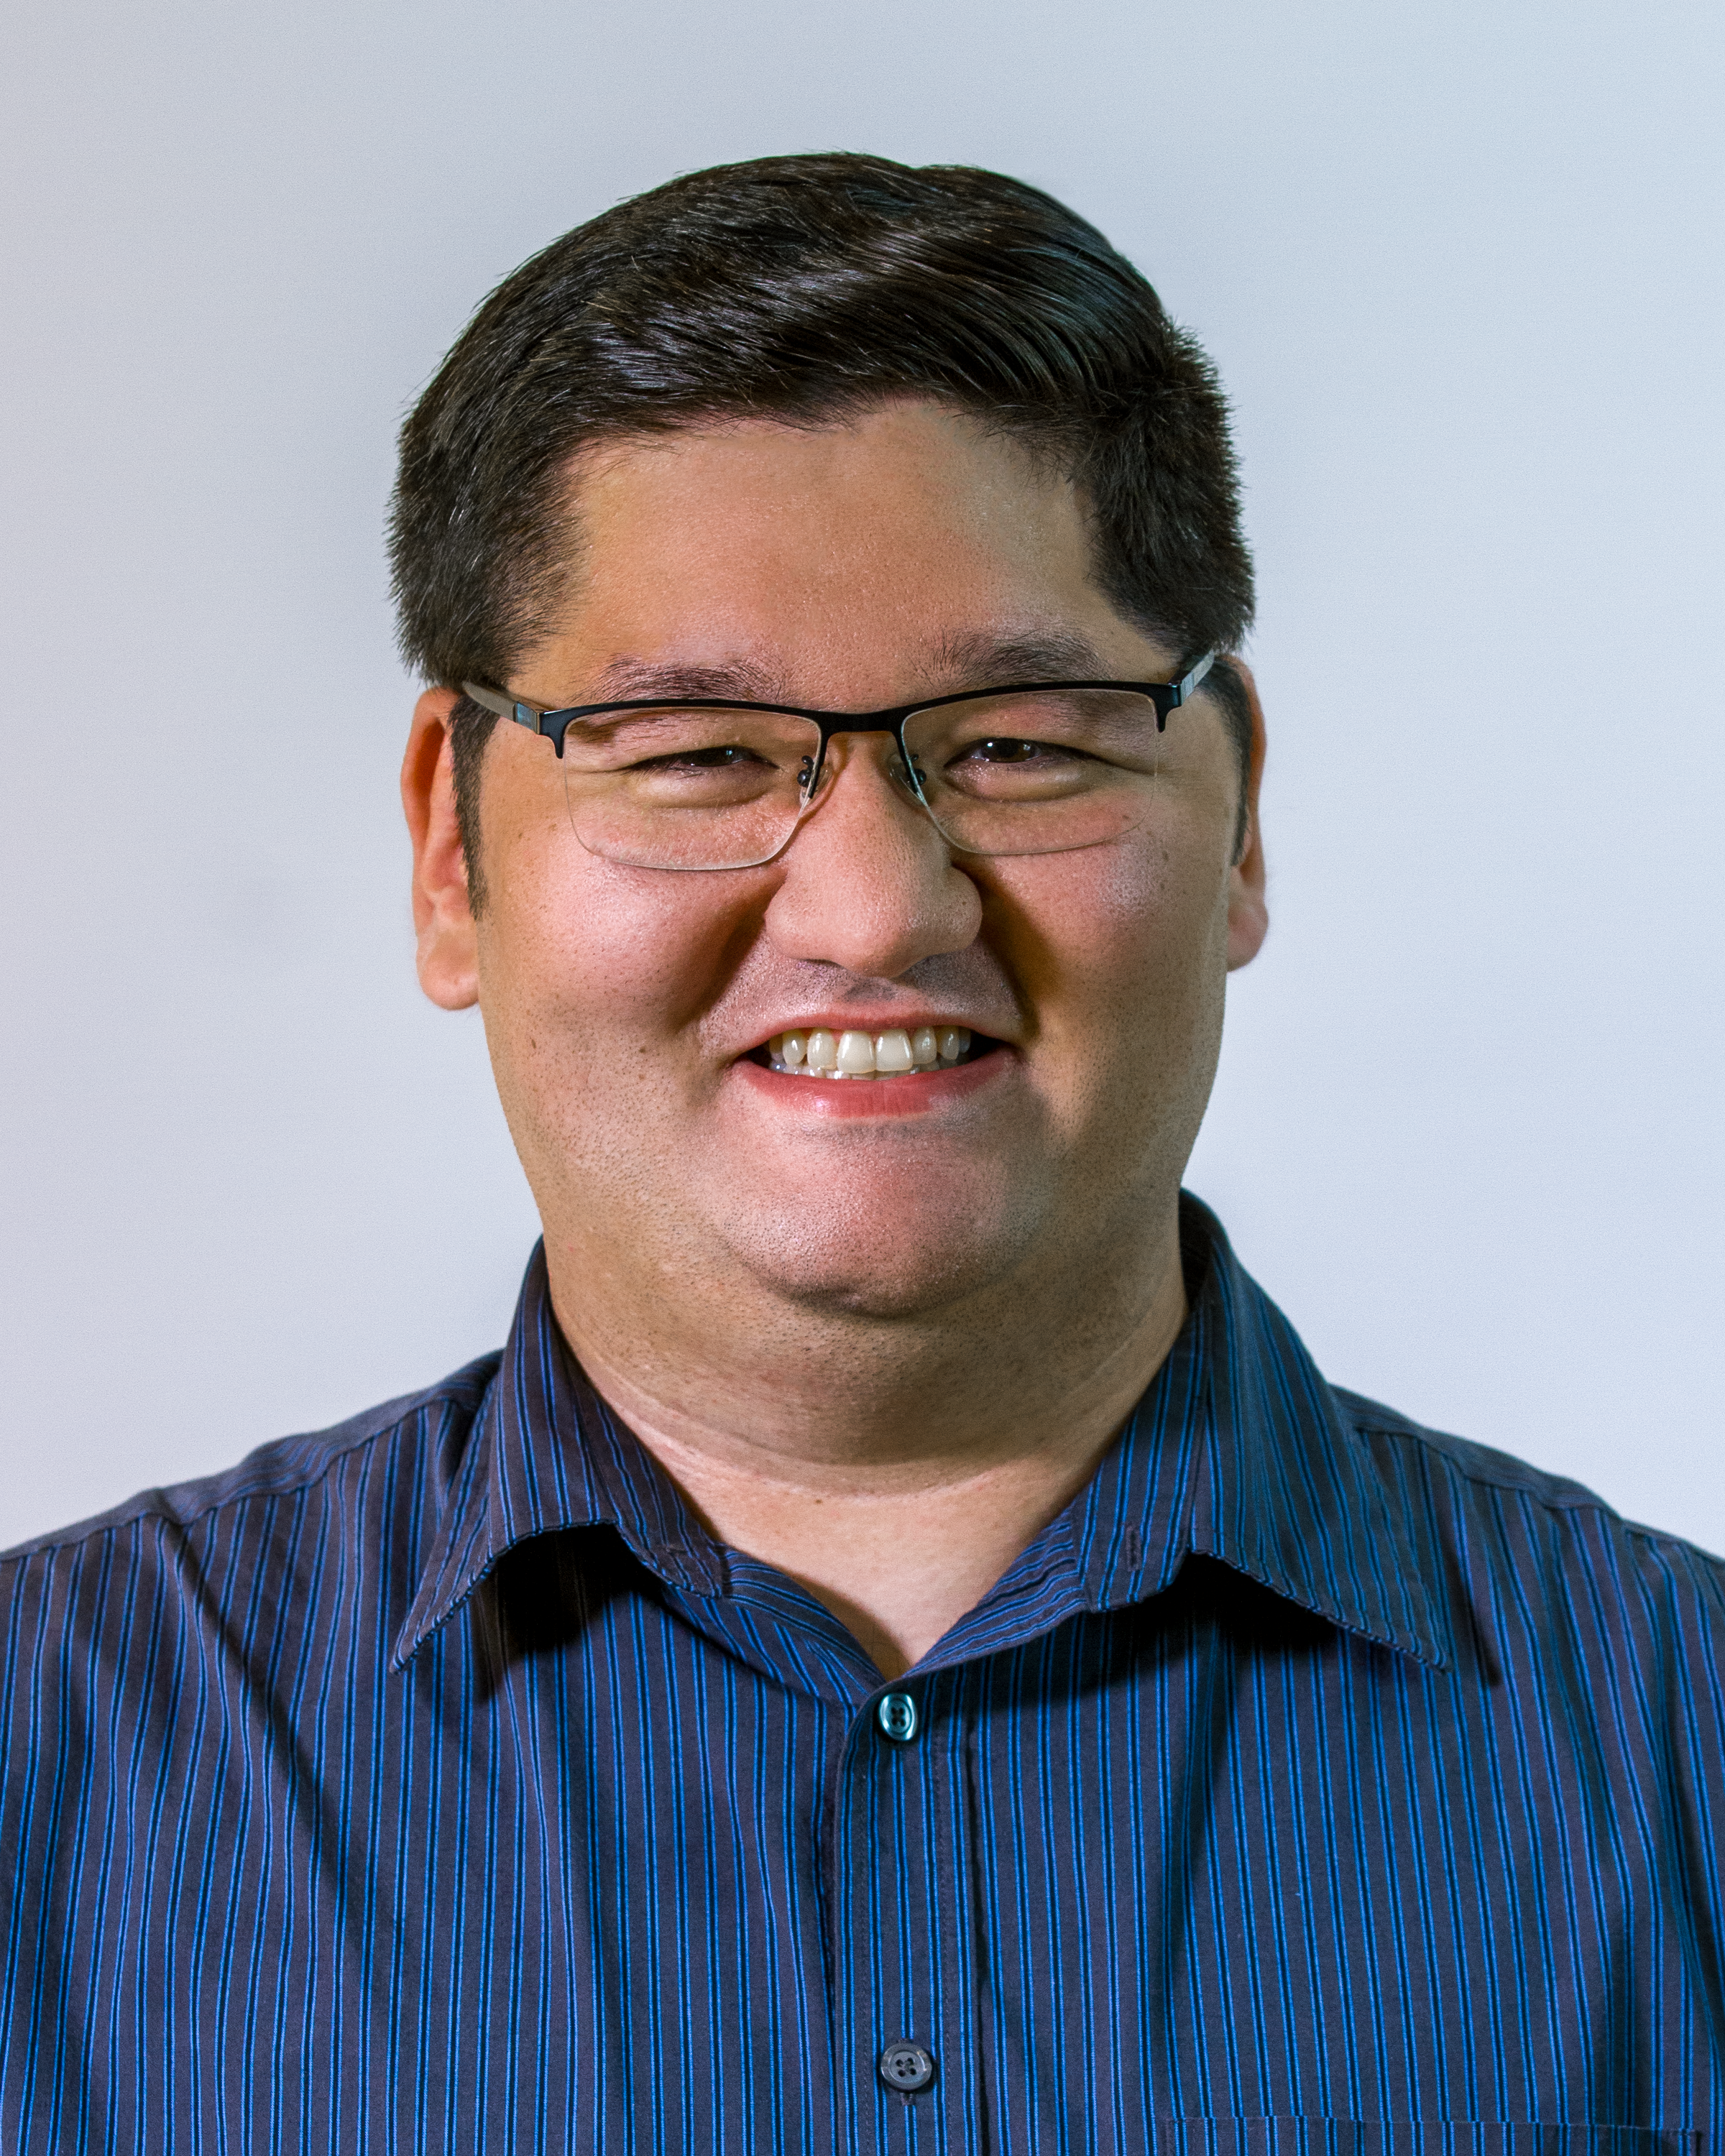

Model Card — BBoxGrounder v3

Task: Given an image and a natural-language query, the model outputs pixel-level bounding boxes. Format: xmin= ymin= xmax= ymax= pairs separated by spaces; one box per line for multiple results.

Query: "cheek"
xmin=479 ymin=837 xmax=758 ymax=1081
xmin=987 ymin=832 xmax=1234 ymax=1196
xmin=988 ymin=826 xmax=1232 ymax=1044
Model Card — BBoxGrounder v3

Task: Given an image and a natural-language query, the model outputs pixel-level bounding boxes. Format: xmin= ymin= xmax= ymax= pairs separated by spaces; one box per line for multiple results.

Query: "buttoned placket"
xmin=644 ymin=1565 xmax=998 ymax=2155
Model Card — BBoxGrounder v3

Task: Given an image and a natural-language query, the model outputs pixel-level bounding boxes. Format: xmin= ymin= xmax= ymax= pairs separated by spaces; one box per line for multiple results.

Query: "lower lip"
xmin=732 ymin=1047 xmax=1011 ymax=1118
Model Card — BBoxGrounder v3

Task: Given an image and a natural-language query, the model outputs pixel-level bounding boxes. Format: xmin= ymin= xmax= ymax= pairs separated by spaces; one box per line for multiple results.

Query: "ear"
xmin=1225 ymin=660 xmax=1269 ymax=972
xmin=401 ymin=687 xmax=480 ymax=1010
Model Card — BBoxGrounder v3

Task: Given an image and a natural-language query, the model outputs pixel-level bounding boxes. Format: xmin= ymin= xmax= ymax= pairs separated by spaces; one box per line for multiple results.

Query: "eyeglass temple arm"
xmin=461 ymin=680 xmax=579 ymax=757
xmin=462 ymin=681 xmax=543 ymax=729
xmin=1169 ymin=651 xmax=1216 ymax=706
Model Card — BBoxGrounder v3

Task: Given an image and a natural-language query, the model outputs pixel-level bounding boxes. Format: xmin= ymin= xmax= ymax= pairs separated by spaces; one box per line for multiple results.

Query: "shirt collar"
xmin=1156 ymin=1195 xmax=1452 ymax=1669
xmin=392 ymin=1247 xmax=723 ymax=1669
xmin=393 ymin=1200 xmax=1453 ymax=1675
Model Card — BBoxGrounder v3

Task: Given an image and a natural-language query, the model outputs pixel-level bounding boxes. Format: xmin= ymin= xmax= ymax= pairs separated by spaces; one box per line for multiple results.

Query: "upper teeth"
xmin=768 ymin=1026 xmax=973 ymax=1077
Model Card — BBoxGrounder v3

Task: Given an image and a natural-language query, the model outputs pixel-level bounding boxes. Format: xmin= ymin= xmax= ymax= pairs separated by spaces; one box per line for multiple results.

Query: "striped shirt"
xmin=2 ymin=1197 xmax=1722 ymax=2150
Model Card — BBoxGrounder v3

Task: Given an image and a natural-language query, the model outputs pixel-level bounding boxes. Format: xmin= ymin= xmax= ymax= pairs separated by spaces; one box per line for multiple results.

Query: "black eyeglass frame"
xmin=461 ymin=651 xmax=1216 ymax=808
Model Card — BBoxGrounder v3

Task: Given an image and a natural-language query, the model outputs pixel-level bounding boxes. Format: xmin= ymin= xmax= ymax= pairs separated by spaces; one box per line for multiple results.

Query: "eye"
xmin=637 ymin=742 xmax=770 ymax=772
xmin=957 ymin=737 xmax=1084 ymax=765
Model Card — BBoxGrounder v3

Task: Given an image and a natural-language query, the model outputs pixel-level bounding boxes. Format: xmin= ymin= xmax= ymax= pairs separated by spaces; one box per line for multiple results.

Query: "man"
xmin=3 ymin=153 xmax=1721 ymax=2149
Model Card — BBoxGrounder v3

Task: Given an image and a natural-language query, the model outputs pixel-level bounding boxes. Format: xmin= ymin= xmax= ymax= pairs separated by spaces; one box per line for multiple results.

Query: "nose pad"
xmin=797 ymin=731 xmax=931 ymax=827
xmin=894 ymin=745 xmax=931 ymax=806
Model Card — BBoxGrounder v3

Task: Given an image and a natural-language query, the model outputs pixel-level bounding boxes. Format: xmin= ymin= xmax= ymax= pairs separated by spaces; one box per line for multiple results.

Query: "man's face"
xmin=408 ymin=400 xmax=1266 ymax=1325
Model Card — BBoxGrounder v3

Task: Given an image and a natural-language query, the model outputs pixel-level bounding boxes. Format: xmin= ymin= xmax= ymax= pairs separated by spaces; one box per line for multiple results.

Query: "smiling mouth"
xmin=760 ymin=1025 xmax=983 ymax=1079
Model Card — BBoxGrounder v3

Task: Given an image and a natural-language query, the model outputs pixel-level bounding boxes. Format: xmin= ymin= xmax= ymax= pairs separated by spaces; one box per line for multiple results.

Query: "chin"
xmin=712 ymin=1181 xmax=1039 ymax=1320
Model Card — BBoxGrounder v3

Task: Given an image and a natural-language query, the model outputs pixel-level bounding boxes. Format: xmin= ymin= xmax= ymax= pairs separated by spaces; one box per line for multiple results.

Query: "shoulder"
xmin=1331 ymin=1381 xmax=1725 ymax=1620
xmin=0 ymin=1352 xmax=502 ymax=1628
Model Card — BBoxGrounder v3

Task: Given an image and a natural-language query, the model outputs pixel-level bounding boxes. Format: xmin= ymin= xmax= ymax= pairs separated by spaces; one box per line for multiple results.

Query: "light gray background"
xmin=3 ymin=0 xmax=1720 ymax=1553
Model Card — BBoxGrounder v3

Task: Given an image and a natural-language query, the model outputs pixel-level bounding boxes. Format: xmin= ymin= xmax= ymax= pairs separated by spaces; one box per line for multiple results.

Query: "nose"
xmin=762 ymin=735 xmax=983 ymax=977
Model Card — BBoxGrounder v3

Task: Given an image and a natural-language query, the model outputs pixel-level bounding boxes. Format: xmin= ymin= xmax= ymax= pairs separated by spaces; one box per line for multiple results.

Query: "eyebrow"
xmin=580 ymin=627 xmax=1123 ymax=711
xmin=585 ymin=656 xmax=784 ymax=704
xmin=927 ymin=627 xmax=1117 ymax=687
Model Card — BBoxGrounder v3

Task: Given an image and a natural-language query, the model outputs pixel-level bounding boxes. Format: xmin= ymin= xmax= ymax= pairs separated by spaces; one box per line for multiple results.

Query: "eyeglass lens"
xmin=558 ymin=687 xmax=1169 ymax=872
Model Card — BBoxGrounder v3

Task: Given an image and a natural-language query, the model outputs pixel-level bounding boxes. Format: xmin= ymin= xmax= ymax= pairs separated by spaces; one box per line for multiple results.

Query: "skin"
xmin=402 ymin=399 xmax=1268 ymax=1678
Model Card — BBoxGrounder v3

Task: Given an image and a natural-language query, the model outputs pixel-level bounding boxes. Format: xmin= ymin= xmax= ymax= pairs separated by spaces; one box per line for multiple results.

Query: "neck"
xmin=542 ymin=1207 xmax=1189 ymax=1679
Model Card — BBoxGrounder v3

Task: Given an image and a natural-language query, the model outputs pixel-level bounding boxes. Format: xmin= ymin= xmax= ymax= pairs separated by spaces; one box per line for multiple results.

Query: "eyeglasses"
xmin=462 ymin=651 xmax=1215 ymax=873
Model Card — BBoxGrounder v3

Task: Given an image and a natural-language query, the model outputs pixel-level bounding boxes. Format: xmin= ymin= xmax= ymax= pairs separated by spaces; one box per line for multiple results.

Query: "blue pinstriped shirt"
xmin=3 ymin=1197 xmax=1723 ymax=2151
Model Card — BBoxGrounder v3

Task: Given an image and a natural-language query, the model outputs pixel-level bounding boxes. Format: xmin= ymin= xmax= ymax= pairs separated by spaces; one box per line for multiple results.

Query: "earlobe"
xmin=1224 ymin=661 xmax=1269 ymax=972
xmin=402 ymin=688 xmax=481 ymax=1010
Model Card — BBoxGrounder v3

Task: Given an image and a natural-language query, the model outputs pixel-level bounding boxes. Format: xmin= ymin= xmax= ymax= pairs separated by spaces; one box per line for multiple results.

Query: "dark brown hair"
xmin=390 ymin=152 xmax=1255 ymax=895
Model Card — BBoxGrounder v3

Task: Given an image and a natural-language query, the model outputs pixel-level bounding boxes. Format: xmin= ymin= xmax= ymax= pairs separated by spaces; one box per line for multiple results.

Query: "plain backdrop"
xmin=2 ymin=0 xmax=1721 ymax=1554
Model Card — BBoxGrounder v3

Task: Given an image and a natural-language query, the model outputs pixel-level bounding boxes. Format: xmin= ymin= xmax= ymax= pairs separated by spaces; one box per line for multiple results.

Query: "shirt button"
xmin=877 ymin=2040 xmax=937 ymax=2093
xmin=875 ymin=1691 xmax=919 ymax=1743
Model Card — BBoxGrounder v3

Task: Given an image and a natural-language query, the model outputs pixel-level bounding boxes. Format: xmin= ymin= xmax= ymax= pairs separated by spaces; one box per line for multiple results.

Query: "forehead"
xmin=550 ymin=400 xmax=1170 ymax=698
